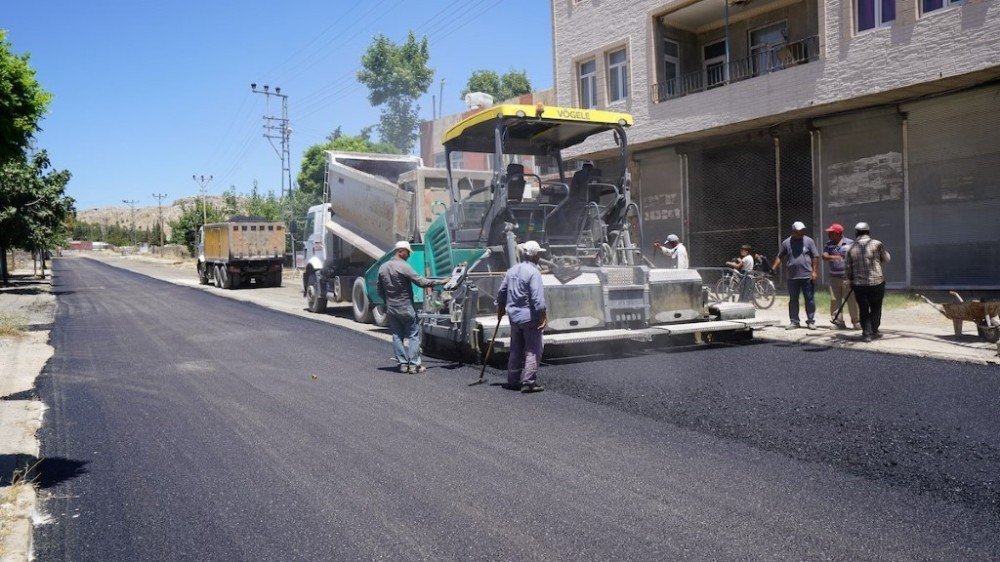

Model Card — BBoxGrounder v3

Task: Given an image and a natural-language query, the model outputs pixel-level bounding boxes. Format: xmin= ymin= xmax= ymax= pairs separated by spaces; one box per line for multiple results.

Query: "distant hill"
xmin=76 ymin=196 xmax=231 ymax=237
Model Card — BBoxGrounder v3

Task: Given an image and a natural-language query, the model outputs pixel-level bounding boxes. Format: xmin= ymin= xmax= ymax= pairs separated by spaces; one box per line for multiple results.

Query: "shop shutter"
xmin=904 ymin=86 xmax=1000 ymax=288
xmin=636 ymin=149 xmax=684 ymax=267
xmin=816 ymin=108 xmax=907 ymax=287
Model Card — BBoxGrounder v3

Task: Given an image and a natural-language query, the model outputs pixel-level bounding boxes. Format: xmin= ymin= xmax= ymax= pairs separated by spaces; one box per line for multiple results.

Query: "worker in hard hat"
xmin=376 ymin=240 xmax=447 ymax=374
xmin=845 ymin=222 xmax=891 ymax=342
xmin=496 ymin=240 xmax=548 ymax=393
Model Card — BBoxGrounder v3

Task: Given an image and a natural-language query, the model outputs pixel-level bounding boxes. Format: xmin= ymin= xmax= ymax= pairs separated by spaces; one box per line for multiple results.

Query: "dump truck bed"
xmin=203 ymin=221 xmax=284 ymax=262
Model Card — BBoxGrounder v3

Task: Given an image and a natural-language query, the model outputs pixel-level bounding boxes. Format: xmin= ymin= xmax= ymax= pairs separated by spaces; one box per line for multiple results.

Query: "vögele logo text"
xmin=556 ymin=108 xmax=591 ymax=120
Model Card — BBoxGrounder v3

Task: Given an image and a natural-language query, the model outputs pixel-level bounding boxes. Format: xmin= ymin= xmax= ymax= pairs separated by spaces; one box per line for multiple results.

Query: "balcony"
xmin=651 ymin=0 xmax=821 ymax=103
xmin=651 ymin=35 xmax=819 ymax=102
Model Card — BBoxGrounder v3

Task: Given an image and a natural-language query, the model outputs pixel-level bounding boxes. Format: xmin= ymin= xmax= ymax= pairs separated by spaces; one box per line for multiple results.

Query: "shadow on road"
xmin=0 ymin=455 xmax=89 ymax=489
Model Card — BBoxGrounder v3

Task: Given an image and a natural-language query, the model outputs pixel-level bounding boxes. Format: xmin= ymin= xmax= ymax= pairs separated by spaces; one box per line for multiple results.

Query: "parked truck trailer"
xmin=197 ymin=219 xmax=284 ymax=289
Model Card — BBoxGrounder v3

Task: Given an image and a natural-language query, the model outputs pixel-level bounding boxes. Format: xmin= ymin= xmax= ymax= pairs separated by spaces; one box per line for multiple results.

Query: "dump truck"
xmin=300 ymin=151 xmax=491 ymax=324
xmin=197 ymin=219 xmax=285 ymax=289
xmin=304 ymin=106 xmax=770 ymax=359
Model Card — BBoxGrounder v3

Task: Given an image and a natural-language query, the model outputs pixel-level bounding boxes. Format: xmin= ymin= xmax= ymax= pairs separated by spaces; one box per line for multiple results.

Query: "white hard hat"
xmin=666 ymin=234 xmax=680 ymax=243
xmin=791 ymin=221 xmax=806 ymax=231
xmin=855 ymin=222 xmax=870 ymax=231
xmin=519 ymin=240 xmax=543 ymax=256
xmin=394 ymin=240 xmax=412 ymax=252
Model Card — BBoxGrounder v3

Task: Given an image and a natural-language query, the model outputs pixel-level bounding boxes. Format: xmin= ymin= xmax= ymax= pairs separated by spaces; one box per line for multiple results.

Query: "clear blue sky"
xmin=5 ymin=0 xmax=553 ymax=210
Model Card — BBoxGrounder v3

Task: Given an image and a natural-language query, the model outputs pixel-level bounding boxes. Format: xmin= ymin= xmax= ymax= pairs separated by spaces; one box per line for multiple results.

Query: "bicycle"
xmin=712 ymin=268 xmax=776 ymax=309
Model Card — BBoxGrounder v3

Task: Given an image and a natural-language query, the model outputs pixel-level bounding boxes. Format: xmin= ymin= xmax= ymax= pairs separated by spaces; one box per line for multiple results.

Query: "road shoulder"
xmin=0 ymin=272 xmax=56 ymax=561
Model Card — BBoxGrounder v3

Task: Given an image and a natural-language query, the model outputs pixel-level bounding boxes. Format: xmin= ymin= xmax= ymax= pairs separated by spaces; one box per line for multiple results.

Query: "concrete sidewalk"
xmin=82 ymin=253 xmax=998 ymax=365
xmin=753 ymin=295 xmax=999 ymax=365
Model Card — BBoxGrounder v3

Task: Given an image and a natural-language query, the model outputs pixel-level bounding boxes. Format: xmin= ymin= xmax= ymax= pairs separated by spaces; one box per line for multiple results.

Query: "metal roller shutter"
xmin=635 ymin=148 xmax=684 ymax=268
xmin=904 ymin=86 xmax=1000 ymax=288
xmin=816 ymin=108 xmax=907 ymax=287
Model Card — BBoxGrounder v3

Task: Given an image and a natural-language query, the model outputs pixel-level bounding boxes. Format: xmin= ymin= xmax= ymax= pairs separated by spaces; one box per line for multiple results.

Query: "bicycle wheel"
xmin=753 ymin=277 xmax=776 ymax=309
xmin=714 ymin=276 xmax=735 ymax=303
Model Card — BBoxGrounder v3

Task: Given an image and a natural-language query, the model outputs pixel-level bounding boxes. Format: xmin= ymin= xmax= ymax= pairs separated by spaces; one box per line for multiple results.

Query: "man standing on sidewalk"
xmin=496 ymin=241 xmax=547 ymax=393
xmin=822 ymin=223 xmax=859 ymax=330
xmin=846 ymin=222 xmax=891 ymax=343
xmin=772 ymin=221 xmax=820 ymax=330
xmin=377 ymin=241 xmax=447 ymax=374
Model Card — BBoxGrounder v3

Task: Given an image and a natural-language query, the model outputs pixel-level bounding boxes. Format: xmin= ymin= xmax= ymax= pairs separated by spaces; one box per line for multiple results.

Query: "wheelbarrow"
xmin=919 ymin=292 xmax=1000 ymax=343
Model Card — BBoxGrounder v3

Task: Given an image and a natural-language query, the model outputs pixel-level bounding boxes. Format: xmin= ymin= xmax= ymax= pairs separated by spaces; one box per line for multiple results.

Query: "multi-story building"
xmin=552 ymin=0 xmax=1000 ymax=288
xmin=419 ymin=89 xmax=556 ymax=174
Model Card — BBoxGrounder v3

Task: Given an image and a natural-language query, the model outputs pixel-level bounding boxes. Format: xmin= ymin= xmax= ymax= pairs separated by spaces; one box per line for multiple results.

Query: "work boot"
xmin=785 ymin=322 xmax=800 ymax=330
xmin=410 ymin=365 xmax=427 ymax=374
xmin=832 ymin=320 xmax=848 ymax=330
xmin=521 ymin=383 xmax=545 ymax=394
xmin=861 ymin=333 xmax=873 ymax=343
xmin=871 ymin=331 xmax=883 ymax=340
xmin=500 ymin=382 xmax=522 ymax=391
xmin=806 ymin=321 xmax=816 ymax=330
xmin=399 ymin=364 xmax=410 ymax=373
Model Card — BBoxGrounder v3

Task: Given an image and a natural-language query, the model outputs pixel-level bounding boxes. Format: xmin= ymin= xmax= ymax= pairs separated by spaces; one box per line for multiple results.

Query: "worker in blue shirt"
xmin=495 ymin=240 xmax=547 ymax=393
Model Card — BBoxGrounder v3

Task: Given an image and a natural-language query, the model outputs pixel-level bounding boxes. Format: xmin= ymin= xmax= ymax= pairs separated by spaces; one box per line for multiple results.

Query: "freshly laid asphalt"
xmin=33 ymin=257 xmax=1000 ymax=560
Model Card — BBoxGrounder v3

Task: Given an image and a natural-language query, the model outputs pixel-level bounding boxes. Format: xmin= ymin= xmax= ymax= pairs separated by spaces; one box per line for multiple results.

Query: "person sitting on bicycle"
xmin=725 ymin=245 xmax=756 ymax=303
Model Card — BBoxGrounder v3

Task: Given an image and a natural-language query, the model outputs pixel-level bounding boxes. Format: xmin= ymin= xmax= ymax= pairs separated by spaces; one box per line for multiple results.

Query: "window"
xmin=663 ymin=39 xmax=680 ymax=97
xmin=450 ymin=151 xmax=465 ymax=170
xmin=921 ymin=0 xmax=962 ymax=14
xmin=856 ymin=0 xmax=895 ymax=31
xmin=607 ymin=48 xmax=629 ymax=102
xmin=703 ymin=40 xmax=727 ymax=88
xmin=434 ymin=152 xmax=446 ymax=168
xmin=750 ymin=22 xmax=787 ymax=75
xmin=579 ymin=59 xmax=597 ymax=109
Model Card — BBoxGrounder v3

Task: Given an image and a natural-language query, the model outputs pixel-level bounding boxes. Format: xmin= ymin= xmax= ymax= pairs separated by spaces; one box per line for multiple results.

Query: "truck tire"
xmin=307 ymin=272 xmax=328 ymax=313
xmin=372 ymin=304 xmax=390 ymax=327
xmin=352 ymin=277 xmax=374 ymax=323
xmin=220 ymin=266 xmax=231 ymax=289
xmin=228 ymin=272 xmax=241 ymax=290
xmin=213 ymin=265 xmax=223 ymax=288
xmin=197 ymin=262 xmax=209 ymax=285
xmin=268 ymin=270 xmax=283 ymax=288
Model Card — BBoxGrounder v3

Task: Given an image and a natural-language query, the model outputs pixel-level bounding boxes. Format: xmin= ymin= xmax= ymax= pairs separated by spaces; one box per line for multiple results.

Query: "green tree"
xmin=168 ymin=199 xmax=223 ymax=255
xmin=244 ymin=183 xmax=282 ymax=221
xmin=357 ymin=31 xmax=433 ymax=152
xmin=0 ymin=30 xmax=52 ymax=164
xmin=296 ymin=129 xmax=401 ymax=203
xmin=461 ymin=68 xmax=532 ymax=102
xmin=0 ymin=151 xmax=74 ymax=282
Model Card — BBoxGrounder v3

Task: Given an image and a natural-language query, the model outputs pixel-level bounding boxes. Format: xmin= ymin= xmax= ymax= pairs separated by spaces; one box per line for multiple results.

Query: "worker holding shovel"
xmin=496 ymin=241 xmax=548 ymax=393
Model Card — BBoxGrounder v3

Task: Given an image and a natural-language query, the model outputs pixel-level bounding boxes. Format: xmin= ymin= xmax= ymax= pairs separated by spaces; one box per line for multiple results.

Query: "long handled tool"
xmin=831 ymin=285 xmax=854 ymax=324
xmin=469 ymin=319 xmax=502 ymax=386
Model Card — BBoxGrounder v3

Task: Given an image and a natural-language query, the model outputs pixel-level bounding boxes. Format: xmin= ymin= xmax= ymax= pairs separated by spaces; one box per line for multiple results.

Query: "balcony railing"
xmin=652 ymin=35 xmax=820 ymax=103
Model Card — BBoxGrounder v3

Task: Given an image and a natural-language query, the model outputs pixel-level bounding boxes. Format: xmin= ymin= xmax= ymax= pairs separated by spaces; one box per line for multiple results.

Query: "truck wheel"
xmin=307 ymin=272 xmax=328 ymax=313
xmin=220 ymin=266 xmax=231 ymax=289
xmin=352 ymin=277 xmax=374 ymax=323
xmin=213 ymin=265 xmax=223 ymax=288
xmin=372 ymin=304 xmax=390 ymax=327
xmin=197 ymin=262 xmax=209 ymax=285
xmin=228 ymin=272 xmax=241 ymax=290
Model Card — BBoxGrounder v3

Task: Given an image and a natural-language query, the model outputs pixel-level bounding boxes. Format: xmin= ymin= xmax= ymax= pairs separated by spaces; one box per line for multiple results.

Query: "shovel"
xmin=831 ymin=285 xmax=854 ymax=324
xmin=469 ymin=318 xmax=502 ymax=386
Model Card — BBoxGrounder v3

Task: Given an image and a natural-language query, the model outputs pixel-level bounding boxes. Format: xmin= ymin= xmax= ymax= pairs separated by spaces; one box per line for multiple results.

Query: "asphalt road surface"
xmin=33 ymin=257 xmax=1000 ymax=560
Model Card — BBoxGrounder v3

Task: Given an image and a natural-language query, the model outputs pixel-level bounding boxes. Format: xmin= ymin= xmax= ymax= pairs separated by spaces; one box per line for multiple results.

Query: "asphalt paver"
xmin=34 ymin=258 xmax=1000 ymax=560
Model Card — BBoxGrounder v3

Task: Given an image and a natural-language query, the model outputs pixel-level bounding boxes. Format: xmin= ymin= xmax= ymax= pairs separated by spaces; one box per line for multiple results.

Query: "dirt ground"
xmin=0 ymin=271 xmax=56 ymax=560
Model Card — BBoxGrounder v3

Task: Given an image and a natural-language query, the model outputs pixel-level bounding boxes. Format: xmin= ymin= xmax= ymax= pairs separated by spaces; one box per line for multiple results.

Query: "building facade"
xmin=419 ymin=89 xmax=556 ymax=174
xmin=552 ymin=0 xmax=1000 ymax=288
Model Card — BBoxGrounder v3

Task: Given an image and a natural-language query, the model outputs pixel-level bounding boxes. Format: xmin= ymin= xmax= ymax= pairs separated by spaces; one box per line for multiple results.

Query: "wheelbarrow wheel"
xmin=977 ymin=325 xmax=1000 ymax=343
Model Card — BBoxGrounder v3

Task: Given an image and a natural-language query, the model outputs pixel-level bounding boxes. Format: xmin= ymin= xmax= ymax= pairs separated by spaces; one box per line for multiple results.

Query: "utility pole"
xmin=192 ymin=175 xmax=213 ymax=225
xmin=122 ymin=199 xmax=139 ymax=248
xmin=251 ymin=83 xmax=294 ymax=268
xmin=152 ymin=192 xmax=167 ymax=254
xmin=250 ymin=84 xmax=292 ymax=208
xmin=438 ymin=78 xmax=445 ymax=119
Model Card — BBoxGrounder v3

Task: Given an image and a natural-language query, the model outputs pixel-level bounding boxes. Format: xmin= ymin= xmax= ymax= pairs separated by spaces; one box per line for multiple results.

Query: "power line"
xmin=121 ymin=199 xmax=139 ymax=247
